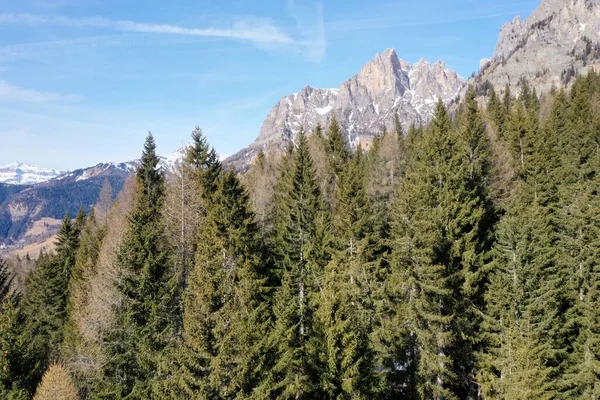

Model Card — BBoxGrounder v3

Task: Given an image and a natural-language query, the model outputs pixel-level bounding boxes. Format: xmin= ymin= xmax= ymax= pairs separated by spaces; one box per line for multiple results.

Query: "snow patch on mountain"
xmin=227 ymin=48 xmax=465 ymax=168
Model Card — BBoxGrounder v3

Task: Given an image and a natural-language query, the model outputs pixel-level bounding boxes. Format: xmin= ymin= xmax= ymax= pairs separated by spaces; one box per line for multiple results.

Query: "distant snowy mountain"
xmin=55 ymin=162 xmax=137 ymax=183
xmin=0 ymin=162 xmax=67 ymax=185
xmin=0 ymin=161 xmax=135 ymax=242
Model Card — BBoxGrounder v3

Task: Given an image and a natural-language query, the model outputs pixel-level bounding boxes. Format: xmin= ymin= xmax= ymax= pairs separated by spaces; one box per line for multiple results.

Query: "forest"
xmin=0 ymin=72 xmax=599 ymax=400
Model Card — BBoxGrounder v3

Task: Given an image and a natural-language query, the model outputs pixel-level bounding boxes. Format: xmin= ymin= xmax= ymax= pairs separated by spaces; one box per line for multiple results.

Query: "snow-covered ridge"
xmin=0 ymin=162 xmax=67 ymax=185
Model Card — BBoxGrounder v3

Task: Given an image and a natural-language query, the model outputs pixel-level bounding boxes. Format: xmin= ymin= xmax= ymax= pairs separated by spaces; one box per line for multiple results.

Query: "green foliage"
xmin=389 ymin=94 xmax=494 ymax=399
xmin=323 ymin=116 xmax=350 ymax=206
xmin=2 ymin=73 xmax=600 ymax=400
xmin=160 ymin=170 xmax=271 ymax=399
xmin=97 ymin=133 xmax=178 ymax=399
xmin=265 ymin=129 xmax=331 ymax=398
xmin=185 ymin=126 xmax=222 ymax=201
xmin=318 ymin=150 xmax=379 ymax=399
xmin=0 ymin=257 xmax=12 ymax=302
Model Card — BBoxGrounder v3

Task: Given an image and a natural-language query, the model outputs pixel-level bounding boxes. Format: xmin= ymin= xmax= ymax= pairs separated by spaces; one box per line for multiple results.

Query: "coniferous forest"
xmin=1 ymin=74 xmax=599 ymax=399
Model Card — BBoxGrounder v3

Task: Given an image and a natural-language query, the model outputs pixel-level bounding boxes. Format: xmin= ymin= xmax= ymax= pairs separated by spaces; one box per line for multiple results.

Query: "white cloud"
xmin=0 ymin=7 xmax=327 ymax=61
xmin=0 ymin=80 xmax=83 ymax=103
xmin=0 ymin=12 xmax=294 ymax=46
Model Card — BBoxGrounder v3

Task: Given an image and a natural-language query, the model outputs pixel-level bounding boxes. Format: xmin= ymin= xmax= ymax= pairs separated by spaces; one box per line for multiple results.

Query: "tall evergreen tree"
xmin=487 ymin=86 xmax=505 ymax=135
xmin=162 ymin=170 xmax=271 ymax=399
xmin=15 ymin=215 xmax=82 ymax=395
xmin=98 ymin=133 xmax=178 ymax=399
xmin=390 ymin=95 xmax=494 ymax=398
xmin=0 ymin=257 xmax=28 ymax=399
xmin=323 ymin=116 xmax=349 ymax=207
xmin=318 ymin=150 xmax=379 ymax=398
xmin=0 ymin=257 xmax=12 ymax=303
xmin=265 ymin=129 xmax=330 ymax=398
xmin=185 ymin=126 xmax=222 ymax=201
xmin=0 ymin=295 xmax=29 ymax=400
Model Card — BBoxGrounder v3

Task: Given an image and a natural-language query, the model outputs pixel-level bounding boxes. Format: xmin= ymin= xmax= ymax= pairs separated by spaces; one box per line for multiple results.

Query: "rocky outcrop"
xmin=228 ymin=49 xmax=465 ymax=168
xmin=479 ymin=0 xmax=600 ymax=93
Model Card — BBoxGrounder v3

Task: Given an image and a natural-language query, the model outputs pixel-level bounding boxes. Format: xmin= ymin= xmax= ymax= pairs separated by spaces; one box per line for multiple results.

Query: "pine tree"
xmin=185 ymin=126 xmax=222 ymax=201
xmin=161 ymin=170 xmax=271 ymax=399
xmin=318 ymin=149 xmax=379 ymax=398
xmin=0 ymin=257 xmax=12 ymax=302
xmin=98 ymin=133 xmax=178 ymax=399
xmin=487 ymin=86 xmax=505 ymax=135
xmin=265 ymin=129 xmax=330 ymax=398
xmin=389 ymin=100 xmax=459 ymax=399
xmin=16 ymin=215 xmax=81 ymax=394
xmin=389 ymin=96 xmax=494 ymax=398
xmin=0 ymin=295 xmax=29 ymax=400
xmin=323 ymin=116 xmax=349 ymax=207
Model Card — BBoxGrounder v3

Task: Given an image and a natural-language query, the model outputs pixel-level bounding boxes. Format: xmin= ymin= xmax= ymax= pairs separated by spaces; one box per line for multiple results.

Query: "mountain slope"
xmin=0 ymin=162 xmax=67 ymax=185
xmin=479 ymin=0 xmax=600 ymax=93
xmin=0 ymin=162 xmax=134 ymax=243
xmin=228 ymin=49 xmax=465 ymax=168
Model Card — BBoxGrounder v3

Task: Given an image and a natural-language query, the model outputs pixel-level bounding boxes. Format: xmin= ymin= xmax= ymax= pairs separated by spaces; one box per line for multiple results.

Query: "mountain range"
xmin=0 ymin=162 xmax=134 ymax=244
xmin=2 ymin=0 xmax=598 ymax=248
xmin=0 ymin=163 xmax=67 ymax=185
xmin=228 ymin=50 xmax=465 ymax=168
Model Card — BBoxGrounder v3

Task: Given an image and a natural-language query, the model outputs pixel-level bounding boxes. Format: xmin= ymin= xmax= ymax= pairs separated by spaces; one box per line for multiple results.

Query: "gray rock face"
xmin=480 ymin=0 xmax=600 ymax=93
xmin=229 ymin=49 xmax=465 ymax=168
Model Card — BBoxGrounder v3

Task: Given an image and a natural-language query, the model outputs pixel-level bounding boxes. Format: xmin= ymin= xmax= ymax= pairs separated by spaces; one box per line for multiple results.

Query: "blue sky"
xmin=0 ymin=0 xmax=540 ymax=170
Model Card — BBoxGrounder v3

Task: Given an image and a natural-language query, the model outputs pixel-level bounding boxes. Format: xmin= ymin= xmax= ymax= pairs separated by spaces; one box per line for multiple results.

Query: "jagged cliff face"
xmin=480 ymin=0 xmax=600 ymax=92
xmin=229 ymin=49 xmax=465 ymax=167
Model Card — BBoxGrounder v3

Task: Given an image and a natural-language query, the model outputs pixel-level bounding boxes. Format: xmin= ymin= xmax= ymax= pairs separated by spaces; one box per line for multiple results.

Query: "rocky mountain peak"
xmin=227 ymin=49 xmax=465 ymax=169
xmin=480 ymin=0 xmax=600 ymax=93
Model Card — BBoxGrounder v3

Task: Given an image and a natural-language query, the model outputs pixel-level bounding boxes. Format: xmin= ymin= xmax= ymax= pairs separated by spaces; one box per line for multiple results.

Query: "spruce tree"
xmin=389 ymin=100 xmax=459 ymax=399
xmin=487 ymin=86 xmax=505 ymax=135
xmin=162 ymin=170 xmax=271 ymax=399
xmin=0 ymin=259 xmax=28 ymax=400
xmin=0 ymin=257 xmax=12 ymax=302
xmin=323 ymin=116 xmax=349 ymax=207
xmin=318 ymin=149 xmax=378 ymax=398
xmin=0 ymin=295 xmax=29 ymax=400
xmin=389 ymin=96 xmax=494 ymax=398
xmin=16 ymin=215 xmax=81 ymax=394
xmin=98 ymin=133 xmax=178 ymax=399
xmin=185 ymin=126 xmax=222 ymax=201
xmin=265 ymin=129 xmax=330 ymax=398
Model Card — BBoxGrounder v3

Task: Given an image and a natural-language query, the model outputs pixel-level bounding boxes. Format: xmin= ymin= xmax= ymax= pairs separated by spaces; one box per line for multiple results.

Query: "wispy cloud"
xmin=0 ymin=12 xmax=297 ymax=48
xmin=287 ymin=0 xmax=326 ymax=62
xmin=0 ymin=79 xmax=83 ymax=103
